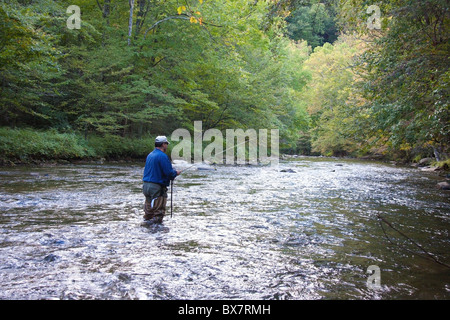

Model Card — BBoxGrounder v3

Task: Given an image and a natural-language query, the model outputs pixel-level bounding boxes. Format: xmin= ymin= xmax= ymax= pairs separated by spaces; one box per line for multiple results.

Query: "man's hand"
xmin=176 ymin=170 xmax=182 ymax=175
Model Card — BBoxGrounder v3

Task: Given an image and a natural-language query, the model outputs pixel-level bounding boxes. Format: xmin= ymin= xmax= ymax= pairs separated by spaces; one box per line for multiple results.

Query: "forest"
xmin=0 ymin=0 xmax=448 ymax=165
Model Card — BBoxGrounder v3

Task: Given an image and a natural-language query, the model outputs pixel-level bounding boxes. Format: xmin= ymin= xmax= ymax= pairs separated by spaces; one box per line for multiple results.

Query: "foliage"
xmin=364 ymin=0 xmax=449 ymax=159
xmin=300 ymin=0 xmax=449 ymax=160
xmin=300 ymin=35 xmax=368 ymax=156
xmin=335 ymin=0 xmax=449 ymax=160
xmin=0 ymin=0 xmax=311 ymax=160
xmin=0 ymin=127 xmax=158 ymax=161
xmin=285 ymin=0 xmax=338 ymax=49
xmin=1 ymin=0 xmax=447 ymax=163
xmin=0 ymin=127 xmax=94 ymax=161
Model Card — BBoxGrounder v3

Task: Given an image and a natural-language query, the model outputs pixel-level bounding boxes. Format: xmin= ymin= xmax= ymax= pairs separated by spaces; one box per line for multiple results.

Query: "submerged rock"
xmin=117 ymin=273 xmax=132 ymax=282
xmin=197 ymin=166 xmax=216 ymax=171
xmin=421 ymin=166 xmax=440 ymax=172
xmin=44 ymin=254 xmax=59 ymax=262
xmin=280 ymin=169 xmax=296 ymax=173
xmin=437 ymin=181 xmax=450 ymax=190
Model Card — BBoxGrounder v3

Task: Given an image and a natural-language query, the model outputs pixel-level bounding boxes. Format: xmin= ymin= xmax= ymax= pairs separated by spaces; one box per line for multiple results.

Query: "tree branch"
xmin=140 ymin=0 xmax=151 ymax=28
xmin=95 ymin=0 xmax=103 ymax=12
xmin=378 ymin=215 xmax=450 ymax=269
xmin=144 ymin=15 xmax=190 ymax=38
xmin=152 ymin=56 xmax=166 ymax=67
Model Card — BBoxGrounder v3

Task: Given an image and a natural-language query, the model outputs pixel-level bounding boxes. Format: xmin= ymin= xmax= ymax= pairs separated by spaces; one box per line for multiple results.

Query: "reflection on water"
xmin=0 ymin=158 xmax=449 ymax=299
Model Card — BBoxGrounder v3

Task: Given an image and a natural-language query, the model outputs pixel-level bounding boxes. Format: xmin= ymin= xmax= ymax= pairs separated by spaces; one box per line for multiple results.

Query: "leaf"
xmin=190 ymin=16 xmax=198 ymax=24
xmin=177 ymin=6 xmax=186 ymax=15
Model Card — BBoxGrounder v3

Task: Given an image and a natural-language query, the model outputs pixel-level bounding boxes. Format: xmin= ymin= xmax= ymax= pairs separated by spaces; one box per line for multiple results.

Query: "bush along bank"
xmin=2 ymin=127 xmax=448 ymax=175
xmin=0 ymin=127 xmax=155 ymax=165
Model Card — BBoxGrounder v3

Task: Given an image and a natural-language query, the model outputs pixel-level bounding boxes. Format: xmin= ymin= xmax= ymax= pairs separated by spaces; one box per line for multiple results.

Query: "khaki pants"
xmin=143 ymin=182 xmax=168 ymax=223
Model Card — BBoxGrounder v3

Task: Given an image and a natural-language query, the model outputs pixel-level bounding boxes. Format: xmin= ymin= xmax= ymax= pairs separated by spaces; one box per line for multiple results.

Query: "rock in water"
xmin=436 ymin=181 xmax=450 ymax=190
xmin=419 ymin=158 xmax=433 ymax=167
xmin=197 ymin=166 xmax=215 ymax=171
xmin=44 ymin=254 xmax=58 ymax=262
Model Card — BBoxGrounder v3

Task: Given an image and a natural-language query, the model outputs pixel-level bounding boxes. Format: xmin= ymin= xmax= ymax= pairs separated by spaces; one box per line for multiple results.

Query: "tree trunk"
xmin=433 ymin=145 xmax=442 ymax=162
xmin=98 ymin=0 xmax=111 ymax=47
xmin=135 ymin=0 xmax=149 ymax=38
xmin=102 ymin=0 xmax=111 ymax=21
xmin=128 ymin=0 xmax=135 ymax=46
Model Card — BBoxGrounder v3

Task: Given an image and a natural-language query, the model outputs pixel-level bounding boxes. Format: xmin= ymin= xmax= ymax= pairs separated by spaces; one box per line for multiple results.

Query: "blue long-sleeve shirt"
xmin=143 ymin=149 xmax=177 ymax=186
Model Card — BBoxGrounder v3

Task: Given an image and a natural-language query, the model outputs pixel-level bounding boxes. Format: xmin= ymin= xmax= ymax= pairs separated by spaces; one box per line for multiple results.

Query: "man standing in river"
xmin=142 ymin=136 xmax=180 ymax=225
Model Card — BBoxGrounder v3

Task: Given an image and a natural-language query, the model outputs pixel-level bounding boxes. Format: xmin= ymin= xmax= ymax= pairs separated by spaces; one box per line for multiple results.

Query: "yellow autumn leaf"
xmin=177 ymin=6 xmax=186 ymax=15
xmin=199 ymin=0 xmax=203 ymax=4
xmin=196 ymin=11 xmax=201 ymax=15
xmin=190 ymin=16 xmax=198 ymax=23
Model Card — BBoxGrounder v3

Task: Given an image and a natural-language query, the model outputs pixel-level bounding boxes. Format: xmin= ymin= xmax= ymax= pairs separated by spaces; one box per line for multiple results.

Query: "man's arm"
xmin=160 ymin=154 xmax=179 ymax=180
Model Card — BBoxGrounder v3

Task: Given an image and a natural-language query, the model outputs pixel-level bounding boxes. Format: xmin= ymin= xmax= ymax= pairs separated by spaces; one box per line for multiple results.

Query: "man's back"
xmin=143 ymin=149 xmax=176 ymax=186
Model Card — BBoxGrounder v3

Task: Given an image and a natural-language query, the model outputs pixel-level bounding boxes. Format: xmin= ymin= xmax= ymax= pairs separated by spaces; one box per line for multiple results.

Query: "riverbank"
xmin=281 ymin=153 xmax=450 ymax=173
xmin=281 ymin=154 xmax=450 ymax=190
xmin=0 ymin=127 xmax=153 ymax=166
xmin=1 ymin=127 xmax=449 ymax=176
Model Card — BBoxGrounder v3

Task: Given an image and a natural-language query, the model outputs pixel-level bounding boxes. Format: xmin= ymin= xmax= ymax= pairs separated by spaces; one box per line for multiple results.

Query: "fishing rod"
xmin=179 ymin=163 xmax=198 ymax=174
xmin=170 ymin=179 xmax=173 ymax=218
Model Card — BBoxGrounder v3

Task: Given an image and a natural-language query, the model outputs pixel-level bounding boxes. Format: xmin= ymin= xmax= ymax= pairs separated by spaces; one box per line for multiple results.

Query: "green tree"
xmin=0 ymin=1 xmax=62 ymax=127
xmin=0 ymin=0 xmax=311 ymax=159
xmin=285 ymin=0 xmax=338 ymax=49
xmin=301 ymin=35 xmax=368 ymax=156
xmin=337 ymin=0 xmax=449 ymax=160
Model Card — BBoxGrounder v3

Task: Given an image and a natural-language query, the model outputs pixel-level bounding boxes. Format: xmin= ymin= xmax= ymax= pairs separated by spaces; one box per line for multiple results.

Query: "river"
xmin=0 ymin=157 xmax=449 ymax=299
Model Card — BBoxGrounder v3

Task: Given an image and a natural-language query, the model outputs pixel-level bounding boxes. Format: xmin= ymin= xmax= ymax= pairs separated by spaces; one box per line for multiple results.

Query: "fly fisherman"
xmin=142 ymin=136 xmax=181 ymax=225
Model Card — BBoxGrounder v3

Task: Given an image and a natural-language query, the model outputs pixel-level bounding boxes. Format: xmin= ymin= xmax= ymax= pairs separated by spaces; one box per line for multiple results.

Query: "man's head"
xmin=155 ymin=136 xmax=170 ymax=152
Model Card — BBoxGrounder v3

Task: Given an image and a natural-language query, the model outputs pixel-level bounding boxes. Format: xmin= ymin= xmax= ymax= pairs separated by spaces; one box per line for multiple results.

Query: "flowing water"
xmin=0 ymin=157 xmax=449 ymax=300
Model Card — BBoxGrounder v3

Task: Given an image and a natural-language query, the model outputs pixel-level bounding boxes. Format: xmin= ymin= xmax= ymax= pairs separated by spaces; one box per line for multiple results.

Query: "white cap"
xmin=155 ymin=136 xmax=170 ymax=144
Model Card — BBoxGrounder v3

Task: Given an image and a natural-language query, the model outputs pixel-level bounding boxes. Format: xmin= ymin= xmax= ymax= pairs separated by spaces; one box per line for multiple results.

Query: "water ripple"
xmin=0 ymin=158 xmax=449 ymax=299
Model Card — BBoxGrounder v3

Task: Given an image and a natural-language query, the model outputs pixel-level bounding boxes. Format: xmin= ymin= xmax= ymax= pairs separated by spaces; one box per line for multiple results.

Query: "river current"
xmin=0 ymin=157 xmax=449 ymax=299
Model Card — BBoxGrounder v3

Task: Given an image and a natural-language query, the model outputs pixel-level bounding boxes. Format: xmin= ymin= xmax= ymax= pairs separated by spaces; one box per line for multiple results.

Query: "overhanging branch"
xmin=143 ymin=13 xmax=223 ymax=39
xmin=144 ymin=15 xmax=190 ymax=39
